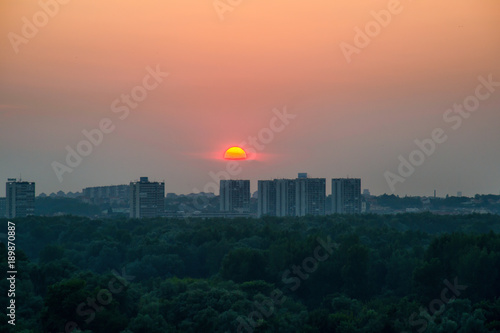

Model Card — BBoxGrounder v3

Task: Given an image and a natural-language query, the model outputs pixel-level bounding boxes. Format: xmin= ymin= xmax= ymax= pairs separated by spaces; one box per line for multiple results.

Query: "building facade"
xmin=275 ymin=179 xmax=297 ymax=217
xmin=130 ymin=177 xmax=165 ymax=218
xmin=258 ymin=174 xmax=326 ymax=217
xmin=6 ymin=179 xmax=35 ymax=218
xmin=295 ymin=177 xmax=326 ymax=216
xmin=220 ymin=180 xmax=250 ymax=213
xmin=257 ymin=180 xmax=276 ymax=217
xmin=331 ymin=178 xmax=361 ymax=214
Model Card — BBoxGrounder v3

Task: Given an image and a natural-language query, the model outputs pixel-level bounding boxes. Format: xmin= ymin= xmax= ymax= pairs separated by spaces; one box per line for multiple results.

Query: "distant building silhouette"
xmin=331 ymin=178 xmax=361 ymax=214
xmin=258 ymin=180 xmax=276 ymax=217
xmin=296 ymin=176 xmax=326 ymax=216
xmin=6 ymin=178 xmax=35 ymax=218
xmin=258 ymin=174 xmax=326 ymax=217
xmin=130 ymin=177 xmax=165 ymax=218
xmin=274 ymin=178 xmax=297 ymax=217
xmin=220 ymin=180 xmax=250 ymax=213
xmin=83 ymin=184 xmax=129 ymax=205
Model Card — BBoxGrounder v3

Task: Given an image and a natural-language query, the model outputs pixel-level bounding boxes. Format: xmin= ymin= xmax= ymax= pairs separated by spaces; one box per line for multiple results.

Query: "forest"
xmin=1 ymin=213 xmax=500 ymax=332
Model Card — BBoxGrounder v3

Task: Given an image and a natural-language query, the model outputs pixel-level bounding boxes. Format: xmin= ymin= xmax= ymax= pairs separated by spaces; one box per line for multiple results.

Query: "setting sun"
xmin=224 ymin=147 xmax=247 ymax=160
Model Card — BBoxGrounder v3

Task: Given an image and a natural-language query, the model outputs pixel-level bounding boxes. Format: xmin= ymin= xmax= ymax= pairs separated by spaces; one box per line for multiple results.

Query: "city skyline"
xmin=5 ymin=175 xmax=498 ymax=219
xmin=2 ymin=173 xmax=491 ymax=199
xmin=1 ymin=1 xmax=500 ymax=198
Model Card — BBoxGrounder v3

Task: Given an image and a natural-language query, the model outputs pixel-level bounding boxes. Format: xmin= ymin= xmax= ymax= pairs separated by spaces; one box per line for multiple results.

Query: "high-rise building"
xmin=331 ymin=178 xmax=361 ymax=214
xmin=257 ymin=180 xmax=276 ymax=217
xmin=275 ymin=179 xmax=297 ymax=217
xmin=295 ymin=176 xmax=326 ymax=216
xmin=6 ymin=178 xmax=35 ymax=218
xmin=130 ymin=177 xmax=165 ymax=218
xmin=220 ymin=180 xmax=250 ymax=213
xmin=259 ymin=174 xmax=326 ymax=217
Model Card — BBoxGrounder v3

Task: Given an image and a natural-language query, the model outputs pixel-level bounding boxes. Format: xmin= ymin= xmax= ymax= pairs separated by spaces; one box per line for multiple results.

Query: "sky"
xmin=1 ymin=0 xmax=499 ymax=197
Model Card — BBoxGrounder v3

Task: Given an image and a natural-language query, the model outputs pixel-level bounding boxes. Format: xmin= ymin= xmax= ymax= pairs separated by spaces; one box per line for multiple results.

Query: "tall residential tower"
xmin=258 ymin=174 xmax=326 ymax=217
xmin=130 ymin=177 xmax=165 ymax=218
xmin=220 ymin=180 xmax=250 ymax=213
xmin=331 ymin=178 xmax=361 ymax=214
xmin=257 ymin=180 xmax=276 ymax=217
xmin=6 ymin=178 xmax=35 ymax=218
xmin=295 ymin=175 xmax=326 ymax=216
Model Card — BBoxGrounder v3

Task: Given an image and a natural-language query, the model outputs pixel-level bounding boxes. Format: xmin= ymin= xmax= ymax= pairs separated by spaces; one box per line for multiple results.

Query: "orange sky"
xmin=1 ymin=0 xmax=500 ymax=196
